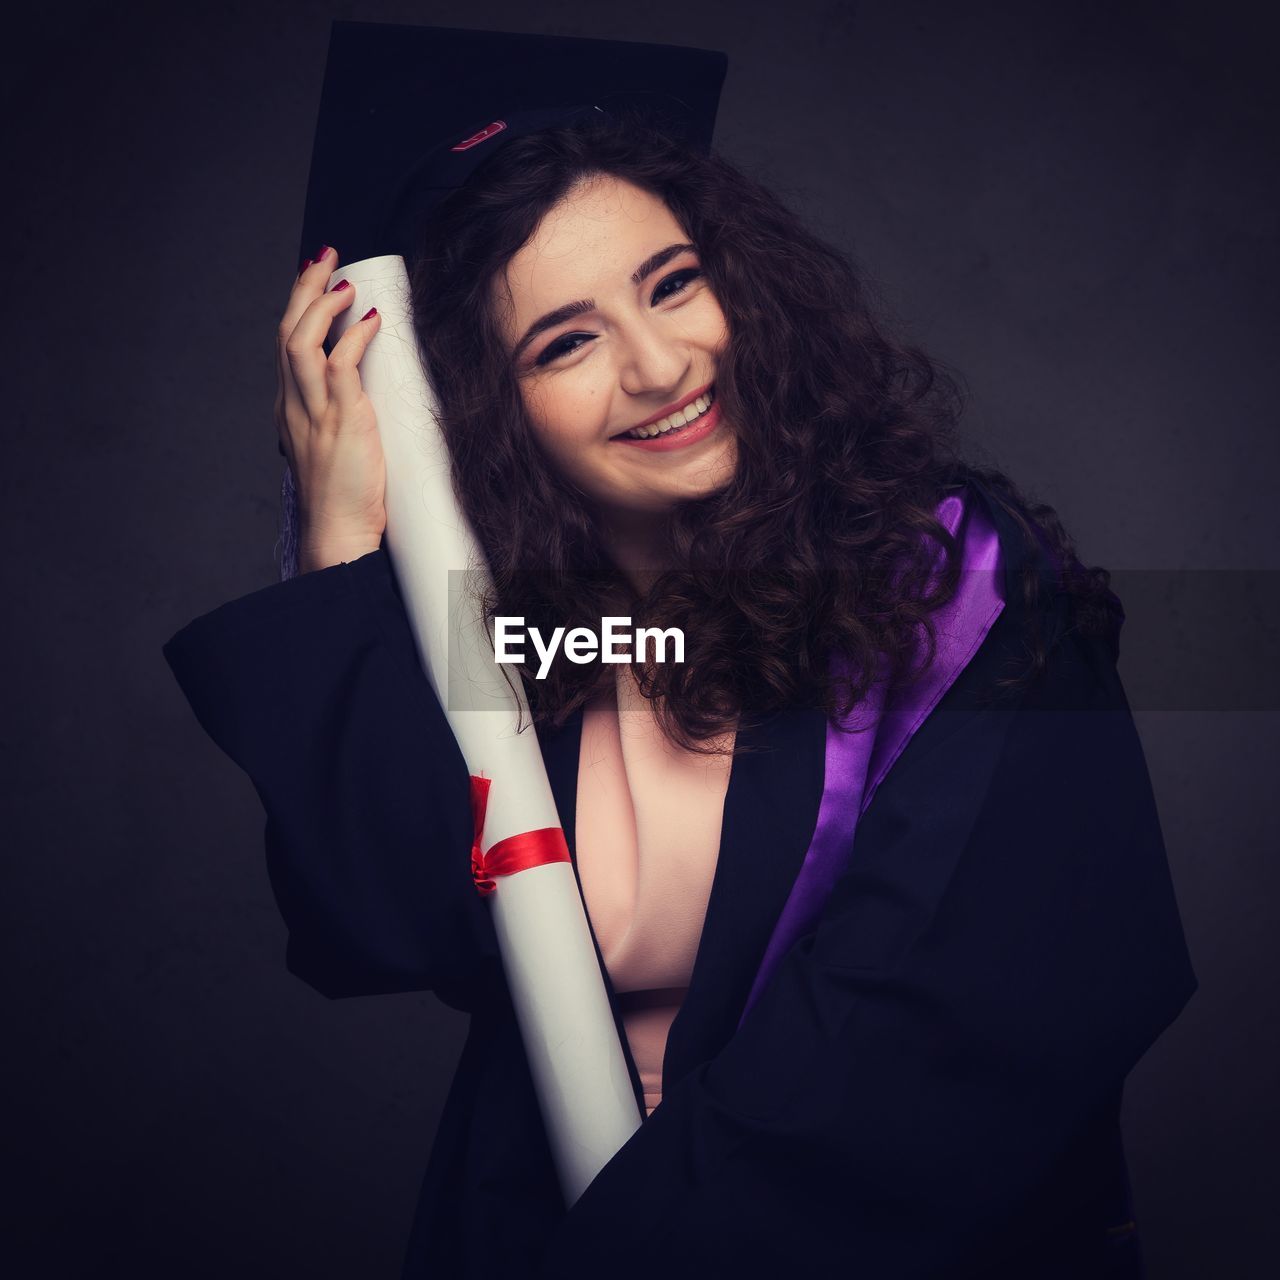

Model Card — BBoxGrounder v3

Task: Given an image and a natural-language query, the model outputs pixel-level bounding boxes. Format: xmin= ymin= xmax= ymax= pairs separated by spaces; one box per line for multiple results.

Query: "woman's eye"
xmin=653 ymin=267 xmax=703 ymax=302
xmin=535 ymin=333 xmax=591 ymax=366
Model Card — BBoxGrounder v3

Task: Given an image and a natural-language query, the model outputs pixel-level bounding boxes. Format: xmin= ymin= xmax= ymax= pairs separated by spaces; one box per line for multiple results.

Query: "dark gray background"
xmin=6 ymin=0 xmax=1276 ymax=1275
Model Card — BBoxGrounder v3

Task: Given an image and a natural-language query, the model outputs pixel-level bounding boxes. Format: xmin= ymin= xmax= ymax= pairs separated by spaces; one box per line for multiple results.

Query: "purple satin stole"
xmin=738 ymin=490 xmax=1005 ymax=1025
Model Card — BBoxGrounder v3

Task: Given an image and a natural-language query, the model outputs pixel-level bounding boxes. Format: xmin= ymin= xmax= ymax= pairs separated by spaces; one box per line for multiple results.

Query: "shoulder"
xmin=966 ymin=474 xmax=1124 ymax=654
xmin=934 ymin=475 xmax=1129 ymax=716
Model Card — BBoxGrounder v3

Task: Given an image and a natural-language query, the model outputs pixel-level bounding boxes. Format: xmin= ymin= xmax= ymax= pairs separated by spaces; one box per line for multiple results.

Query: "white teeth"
xmin=623 ymin=390 xmax=715 ymax=439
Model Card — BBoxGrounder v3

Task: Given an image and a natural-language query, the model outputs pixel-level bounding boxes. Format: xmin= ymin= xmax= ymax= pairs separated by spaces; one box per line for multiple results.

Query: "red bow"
xmin=469 ymin=774 xmax=571 ymax=896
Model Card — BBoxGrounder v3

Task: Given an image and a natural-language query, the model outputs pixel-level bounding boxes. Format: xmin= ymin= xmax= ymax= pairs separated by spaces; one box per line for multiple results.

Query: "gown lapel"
xmin=660 ymin=703 xmax=828 ymax=1087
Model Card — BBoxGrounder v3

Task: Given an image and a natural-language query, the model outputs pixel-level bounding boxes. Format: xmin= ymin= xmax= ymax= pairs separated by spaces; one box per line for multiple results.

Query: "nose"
xmin=616 ymin=311 xmax=692 ymax=403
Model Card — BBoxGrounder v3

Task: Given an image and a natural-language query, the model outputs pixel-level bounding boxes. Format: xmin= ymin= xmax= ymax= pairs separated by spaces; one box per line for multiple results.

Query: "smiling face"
xmin=493 ymin=174 xmax=738 ymax=549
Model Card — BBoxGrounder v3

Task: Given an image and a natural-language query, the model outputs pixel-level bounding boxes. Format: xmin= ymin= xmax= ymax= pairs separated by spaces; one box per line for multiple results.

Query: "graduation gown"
xmin=162 ymin=479 xmax=1197 ymax=1279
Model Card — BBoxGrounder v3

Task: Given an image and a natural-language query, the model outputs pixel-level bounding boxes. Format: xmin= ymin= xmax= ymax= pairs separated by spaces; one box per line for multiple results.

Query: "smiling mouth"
xmin=612 ymin=386 xmax=716 ymax=440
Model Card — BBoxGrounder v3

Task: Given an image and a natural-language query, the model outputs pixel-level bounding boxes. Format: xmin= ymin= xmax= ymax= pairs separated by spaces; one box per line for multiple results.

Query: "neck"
xmin=601 ymin=507 xmax=672 ymax=595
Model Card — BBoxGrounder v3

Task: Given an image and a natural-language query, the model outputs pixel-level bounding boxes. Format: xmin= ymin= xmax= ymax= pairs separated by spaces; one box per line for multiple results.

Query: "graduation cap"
xmin=297 ymin=20 xmax=730 ymax=268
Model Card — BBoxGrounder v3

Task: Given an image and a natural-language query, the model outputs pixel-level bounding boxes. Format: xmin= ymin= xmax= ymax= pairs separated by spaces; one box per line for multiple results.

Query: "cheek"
xmin=527 ymin=382 xmax=609 ymax=449
xmin=521 ymin=397 xmax=609 ymax=489
xmin=693 ymin=294 xmax=731 ymax=356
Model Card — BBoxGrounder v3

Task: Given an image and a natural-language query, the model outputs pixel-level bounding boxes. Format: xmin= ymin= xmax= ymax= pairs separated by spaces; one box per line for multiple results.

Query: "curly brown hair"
xmin=406 ymin=107 xmax=1115 ymax=755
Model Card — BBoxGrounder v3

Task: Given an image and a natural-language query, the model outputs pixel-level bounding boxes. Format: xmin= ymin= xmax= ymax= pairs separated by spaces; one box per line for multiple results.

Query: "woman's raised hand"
xmin=275 ymin=246 xmax=386 ymax=573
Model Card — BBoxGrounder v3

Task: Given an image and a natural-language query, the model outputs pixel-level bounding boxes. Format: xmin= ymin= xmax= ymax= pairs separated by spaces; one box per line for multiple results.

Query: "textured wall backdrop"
xmin=5 ymin=0 xmax=1275 ymax=1275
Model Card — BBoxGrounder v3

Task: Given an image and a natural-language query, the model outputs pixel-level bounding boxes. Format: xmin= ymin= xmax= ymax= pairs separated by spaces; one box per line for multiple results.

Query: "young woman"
xmin=165 ymin=110 xmax=1197 ymax=1278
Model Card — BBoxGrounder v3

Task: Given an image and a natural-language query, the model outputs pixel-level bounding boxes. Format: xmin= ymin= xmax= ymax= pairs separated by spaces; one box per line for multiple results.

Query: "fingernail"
xmin=361 ymin=307 xmax=378 ymax=320
xmin=314 ymin=244 xmax=333 ymax=261
xmin=298 ymin=257 xmax=313 ymax=274
xmin=332 ymin=280 xmax=351 ymax=293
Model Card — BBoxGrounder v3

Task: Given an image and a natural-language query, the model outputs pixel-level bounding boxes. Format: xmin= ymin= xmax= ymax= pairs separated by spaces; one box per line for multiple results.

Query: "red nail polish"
xmin=332 ymin=280 xmax=351 ymax=293
xmin=315 ymin=244 xmax=333 ymax=261
xmin=298 ymin=257 xmax=313 ymax=274
xmin=361 ymin=307 xmax=378 ymax=320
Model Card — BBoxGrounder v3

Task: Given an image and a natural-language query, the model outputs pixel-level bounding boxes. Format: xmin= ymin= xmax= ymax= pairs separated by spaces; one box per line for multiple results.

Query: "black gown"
xmin=162 ymin=479 xmax=1197 ymax=1278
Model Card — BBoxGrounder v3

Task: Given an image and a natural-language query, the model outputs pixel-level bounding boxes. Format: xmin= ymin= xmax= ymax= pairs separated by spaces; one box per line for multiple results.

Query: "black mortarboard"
xmin=298 ymin=20 xmax=730 ymax=268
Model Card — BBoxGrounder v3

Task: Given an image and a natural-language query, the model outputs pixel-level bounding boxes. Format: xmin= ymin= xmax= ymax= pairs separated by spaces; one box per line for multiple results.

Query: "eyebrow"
xmin=510 ymin=242 xmax=698 ymax=364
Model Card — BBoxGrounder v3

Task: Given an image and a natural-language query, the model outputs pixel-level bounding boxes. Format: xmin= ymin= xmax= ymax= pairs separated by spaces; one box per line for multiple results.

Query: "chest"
xmin=574 ymin=667 xmax=738 ymax=992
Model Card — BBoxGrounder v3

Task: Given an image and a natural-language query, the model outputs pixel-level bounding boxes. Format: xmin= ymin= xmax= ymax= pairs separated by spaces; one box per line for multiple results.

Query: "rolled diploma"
xmin=326 ymin=256 xmax=642 ymax=1204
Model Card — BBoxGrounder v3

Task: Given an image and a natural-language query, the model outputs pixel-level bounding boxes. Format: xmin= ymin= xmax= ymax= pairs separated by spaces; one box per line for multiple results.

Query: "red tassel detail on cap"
xmin=451 ymin=120 xmax=507 ymax=151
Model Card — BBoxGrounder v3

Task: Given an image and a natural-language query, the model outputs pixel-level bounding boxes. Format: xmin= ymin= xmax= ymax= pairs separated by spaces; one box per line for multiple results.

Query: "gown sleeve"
xmin=534 ymin=593 xmax=1198 ymax=1277
xmin=161 ymin=549 xmax=500 ymax=1008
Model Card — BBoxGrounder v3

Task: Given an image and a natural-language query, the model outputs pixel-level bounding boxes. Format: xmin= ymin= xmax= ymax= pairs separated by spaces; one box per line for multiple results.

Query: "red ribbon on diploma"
xmin=469 ymin=774 xmax=572 ymax=896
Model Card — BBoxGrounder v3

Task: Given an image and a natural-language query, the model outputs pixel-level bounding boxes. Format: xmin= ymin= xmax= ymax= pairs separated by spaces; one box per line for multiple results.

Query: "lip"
xmin=611 ymin=381 xmax=714 ymax=438
xmin=611 ymin=395 xmax=722 ymax=452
